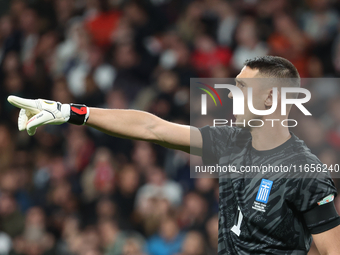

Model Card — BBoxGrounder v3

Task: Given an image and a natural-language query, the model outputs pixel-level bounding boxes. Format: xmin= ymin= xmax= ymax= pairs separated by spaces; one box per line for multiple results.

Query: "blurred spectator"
xmin=177 ymin=1 xmax=204 ymax=44
xmin=54 ymin=0 xmax=76 ymax=33
xmin=147 ymin=216 xmax=185 ymax=255
xmin=136 ymin=166 xmax=183 ymax=209
xmin=178 ymin=192 xmax=208 ymax=231
xmin=268 ymin=13 xmax=310 ymax=77
xmin=51 ymin=76 xmax=74 ymax=103
xmin=0 ymin=231 xmax=11 ymax=255
xmin=215 ymin=1 xmax=238 ymax=47
xmin=0 ymin=125 xmax=15 ymax=170
xmin=132 ymin=141 xmax=157 ymax=171
xmin=191 ymin=34 xmax=232 ymax=77
xmin=122 ymin=236 xmax=147 ymax=255
xmin=85 ymin=0 xmax=122 ymax=48
xmin=66 ymin=125 xmax=95 ymax=172
xmin=301 ymin=0 xmax=338 ymax=43
xmin=53 ymin=18 xmax=89 ymax=75
xmin=113 ymin=164 xmax=139 ymax=225
xmin=2 ymin=51 xmax=21 ymax=74
xmin=81 ymin=147 xmax=117 ymax=201
xmin=98 ymin=219 xmax=125 ymax=255
xmin=0 ymin=193 xmax=24 ymax=238
xmin=232 ymin=16 xmax=268 ymax=71
xmin=177 ymin=231 xmax=208 ymax=255
xmin=0 ymin=15 xmax=21 ymax=61
xmin=67 ymin=46 xmax=116 ymax=98
xmin=205 ymin=215 xmax=218 ymax=255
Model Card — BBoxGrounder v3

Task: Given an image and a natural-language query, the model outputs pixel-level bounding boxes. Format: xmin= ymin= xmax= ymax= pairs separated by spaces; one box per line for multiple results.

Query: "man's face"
xmin=229 ymin=66 xmax=270 ymax=128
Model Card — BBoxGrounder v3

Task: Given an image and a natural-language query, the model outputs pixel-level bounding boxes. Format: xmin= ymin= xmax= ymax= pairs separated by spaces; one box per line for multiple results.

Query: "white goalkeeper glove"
xmin=7 ymin=95 xmax=90 ymax=136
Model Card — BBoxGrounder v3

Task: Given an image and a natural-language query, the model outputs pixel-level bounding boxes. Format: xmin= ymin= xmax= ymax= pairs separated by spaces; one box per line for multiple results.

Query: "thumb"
xmin=26 ymin=110 xmax=55 ymax=136
xmin=18 ymin=109 xmax=28 ymax=131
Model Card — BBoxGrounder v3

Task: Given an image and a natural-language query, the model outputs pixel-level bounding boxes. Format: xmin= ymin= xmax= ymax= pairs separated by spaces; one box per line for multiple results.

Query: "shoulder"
xmin=199 ymin=125 xmax=250 ymax=165
xmin=199 ymin=125 xmax=250 ymax=143
xmin=289 ymin=133 xmax=322 ymax=164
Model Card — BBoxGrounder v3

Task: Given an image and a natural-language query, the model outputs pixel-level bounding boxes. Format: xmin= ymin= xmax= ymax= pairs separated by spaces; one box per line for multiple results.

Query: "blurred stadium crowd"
xmin=0 ymin=0 xmax=340 ymax=254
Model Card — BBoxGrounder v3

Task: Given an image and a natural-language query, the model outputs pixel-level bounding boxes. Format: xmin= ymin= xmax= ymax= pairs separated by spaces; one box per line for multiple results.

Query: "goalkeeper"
xmin=8 ymin=56 xmax=340 ymax=255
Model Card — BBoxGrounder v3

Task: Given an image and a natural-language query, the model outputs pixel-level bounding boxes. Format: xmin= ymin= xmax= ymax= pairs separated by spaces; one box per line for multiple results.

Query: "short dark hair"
xmin=244 ymin=56 xmax=300 ymax=97
xmin=244 ymin=56 xmax=300 ymax=79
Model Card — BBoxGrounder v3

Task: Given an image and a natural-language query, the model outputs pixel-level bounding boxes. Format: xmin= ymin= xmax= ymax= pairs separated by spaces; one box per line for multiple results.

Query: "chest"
xmin=221 ymin=177 xmax=297 ymax=227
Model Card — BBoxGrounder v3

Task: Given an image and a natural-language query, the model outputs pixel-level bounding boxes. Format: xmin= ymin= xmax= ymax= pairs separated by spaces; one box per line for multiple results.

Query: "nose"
xmin=228 ymin=91 xmax=233 ymax=99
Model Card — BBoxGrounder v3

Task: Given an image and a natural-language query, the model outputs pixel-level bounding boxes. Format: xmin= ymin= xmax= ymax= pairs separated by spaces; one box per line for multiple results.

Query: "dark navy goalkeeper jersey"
xmin=199 ymin=125 xmax=339 ymax=255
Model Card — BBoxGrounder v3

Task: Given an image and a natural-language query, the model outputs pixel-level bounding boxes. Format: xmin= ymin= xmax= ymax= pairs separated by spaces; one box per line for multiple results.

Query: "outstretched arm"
xmin=7 ymin=96 xmax=202 ymax=155
xmin=86 ymin=108 xmax=202 ymax=155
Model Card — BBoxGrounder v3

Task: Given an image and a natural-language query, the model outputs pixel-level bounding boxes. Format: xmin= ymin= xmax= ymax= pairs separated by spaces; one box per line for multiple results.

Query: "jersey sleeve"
xmin=295 ymin=153 xmax=337 ymax=212
xmin=294 ymin=177 xmax=337 ymax=212
xmin=302 ymin=200 xmax=340 ymax=234
xmin=293 ymin=173 xmax=339 ymax=234
xmin=198 ymin=125 xmax=238 ymax=165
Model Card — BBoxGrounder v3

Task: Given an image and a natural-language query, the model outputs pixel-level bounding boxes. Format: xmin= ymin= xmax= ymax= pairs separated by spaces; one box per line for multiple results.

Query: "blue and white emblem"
xmin=255 ymin=179 xmax=273 ymax=204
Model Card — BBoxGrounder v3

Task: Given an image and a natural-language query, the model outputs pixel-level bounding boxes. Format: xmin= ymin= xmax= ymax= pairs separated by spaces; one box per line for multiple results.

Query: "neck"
xmin=250 ymin=121 xmax=291 ymax=151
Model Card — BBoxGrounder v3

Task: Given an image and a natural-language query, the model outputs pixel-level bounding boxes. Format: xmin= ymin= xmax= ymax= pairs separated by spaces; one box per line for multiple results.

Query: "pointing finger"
xmin=7 ymin=96 xmax=40 ymax=113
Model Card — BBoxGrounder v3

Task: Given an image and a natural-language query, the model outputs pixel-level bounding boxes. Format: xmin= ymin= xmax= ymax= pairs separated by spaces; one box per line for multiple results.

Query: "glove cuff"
xmin=68 ymin=104 xmax=90 ymax=125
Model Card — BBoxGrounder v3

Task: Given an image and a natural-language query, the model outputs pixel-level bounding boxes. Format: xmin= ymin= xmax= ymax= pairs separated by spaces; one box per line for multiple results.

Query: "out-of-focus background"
xmin=0 ymin=0 xmax=340 ymax=254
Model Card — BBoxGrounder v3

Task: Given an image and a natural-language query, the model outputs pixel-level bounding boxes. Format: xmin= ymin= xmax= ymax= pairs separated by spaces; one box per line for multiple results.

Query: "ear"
xmin=264 ymin=89 xmax=274 ymax=107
